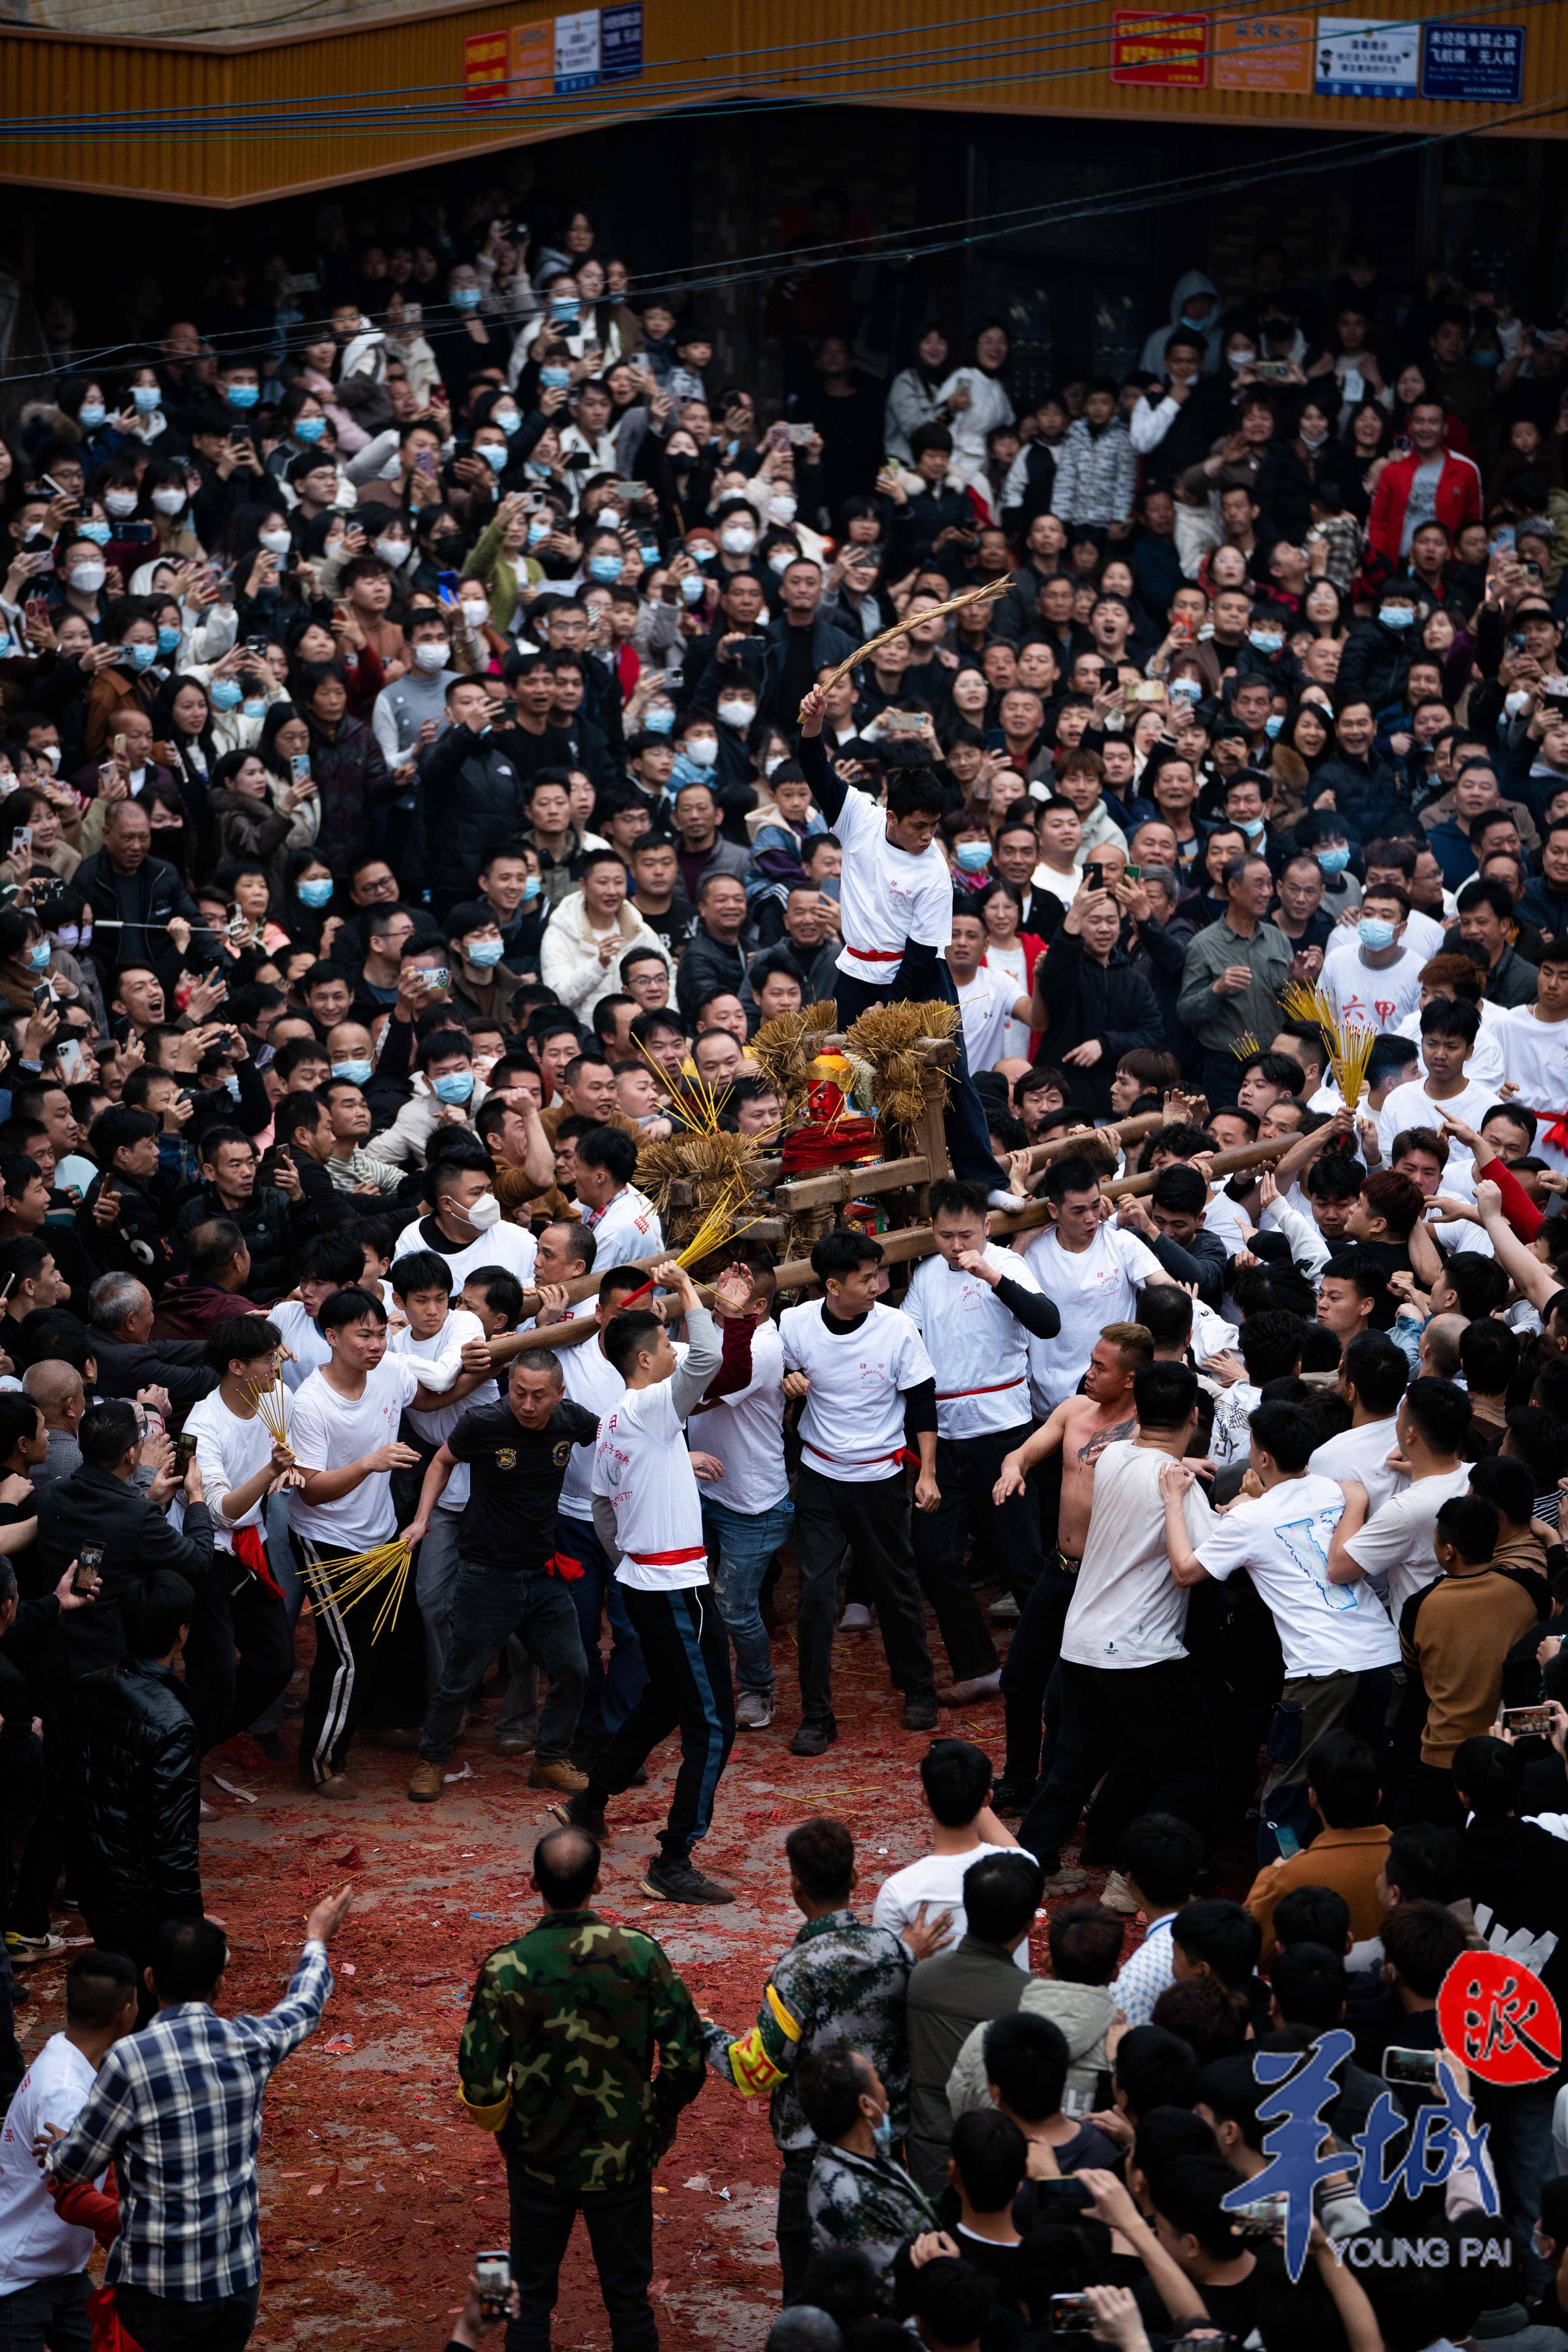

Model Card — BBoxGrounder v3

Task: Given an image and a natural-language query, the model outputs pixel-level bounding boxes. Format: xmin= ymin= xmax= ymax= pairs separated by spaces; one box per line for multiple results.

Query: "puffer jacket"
xmin=946 ymin=1978 xmax=1118 ymax=2121
xmin=68 ymin=1657 xmax=204 ymax=1925
xmin=414 ymin=718 xmax=530 ymax=910
xmin=1050 ymin=415 xmax=1138 ymax=527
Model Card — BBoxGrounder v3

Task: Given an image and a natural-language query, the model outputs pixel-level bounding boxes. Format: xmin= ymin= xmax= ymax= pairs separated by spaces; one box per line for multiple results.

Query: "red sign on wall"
xmin=1111 ymin=10 xmax=1210 ymax=86
xmin=463 ymin=28 xmax=512 ymax=103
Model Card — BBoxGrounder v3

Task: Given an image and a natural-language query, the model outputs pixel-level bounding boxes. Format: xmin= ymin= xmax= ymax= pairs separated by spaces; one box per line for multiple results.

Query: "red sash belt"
xmin=803 ymin=1437 xmax=918 ymax=1470
xmin=232 ymin=1525 xmax=284 ymax=1599
xmin=626 ymin=1543 xmax=708 ymax=1567
xmin=935 ymin=1376 xmax=1026 ymax=1400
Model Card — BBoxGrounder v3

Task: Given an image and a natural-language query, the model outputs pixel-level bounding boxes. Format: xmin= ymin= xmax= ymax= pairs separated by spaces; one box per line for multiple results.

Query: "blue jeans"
xmin=419 ymin=1560 xmax=587 ymax=1764
xmin=555 ymin=1513 xmax=647 ymax=1745
xmin=703 ymin=1496 xmax=793 ymax=1697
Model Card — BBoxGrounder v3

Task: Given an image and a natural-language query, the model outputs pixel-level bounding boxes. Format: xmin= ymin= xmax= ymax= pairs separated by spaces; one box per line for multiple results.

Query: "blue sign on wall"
xmin=1421 ymin=21 xmax=1524 ymax=101
xmin=600 ymin=2 xmax=643 ymax=81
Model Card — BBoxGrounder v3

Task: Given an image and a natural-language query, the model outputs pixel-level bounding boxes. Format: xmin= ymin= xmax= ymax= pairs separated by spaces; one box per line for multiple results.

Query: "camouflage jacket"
xmin=807 ymin=2144 xmax=938 ymax=2286
xmin=457 ymin=1909 xmax=705 ymax=2192
xmin=702 ymin=1907 xmax=912 ymax=2154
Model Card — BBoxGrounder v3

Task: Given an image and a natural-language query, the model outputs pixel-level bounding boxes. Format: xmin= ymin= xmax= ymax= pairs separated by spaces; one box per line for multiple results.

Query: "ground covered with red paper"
xmin=17 ymin=1605 xmax=1155 ymax=2352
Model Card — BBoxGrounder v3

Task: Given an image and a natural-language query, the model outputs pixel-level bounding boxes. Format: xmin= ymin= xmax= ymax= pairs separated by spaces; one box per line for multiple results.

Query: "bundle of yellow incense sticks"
xmin=240 ymin=1379 xmax=291 ymax=1449
xmin=634 ymin=1037 xmax=727 ymax=1135
xmin=1229 ymin=1032 xmax=1262 ymax=1061
xmin=306 ymin=1538 xmax=413 ymax=1640
xmin=615 ymin=1176 xmax=760 ymax=1310
xmin=1279 ymin=981 xmax=1377 ymax=1109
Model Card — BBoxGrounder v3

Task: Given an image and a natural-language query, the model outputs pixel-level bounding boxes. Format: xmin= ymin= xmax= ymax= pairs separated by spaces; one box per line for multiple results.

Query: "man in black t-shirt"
xmin=403 ymin=1350 xmax=598 ymax=1805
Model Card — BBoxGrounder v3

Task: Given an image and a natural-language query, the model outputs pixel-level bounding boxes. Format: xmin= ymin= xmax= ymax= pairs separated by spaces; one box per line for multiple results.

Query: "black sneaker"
xmin=640 ymin=1854 xmax=735 ymax=1905
xmin=790 ymin=1716 xmax=838 ymax=1756
xmin=549 ymin=1794 xmax=608 ymax=1838
xmin=902 ymin=1693 xmax=939 ymax=1732
xmin=989 ymin=1777 xmax=1034 ymax=1817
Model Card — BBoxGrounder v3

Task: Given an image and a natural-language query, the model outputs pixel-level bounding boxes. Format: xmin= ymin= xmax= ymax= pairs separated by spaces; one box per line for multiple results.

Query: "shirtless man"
xmin=984 ymin=1321 xmax=1154 ymax=1815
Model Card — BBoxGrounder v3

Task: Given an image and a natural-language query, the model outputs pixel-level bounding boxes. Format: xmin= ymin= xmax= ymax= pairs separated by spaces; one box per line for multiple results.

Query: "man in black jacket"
xmin=418 ymin=676 xmax=532 ymax=920
xmin=75 ymin=1105 xmax=179 ymax=1295
xmin=73 ymin=798 xmax=217 ymax=994
xmin=70 ymin=1565 xmax=204 ymax=2021
xmin=85 ymin=1271 xmax=217 ymax=1411
xmin=173 ymin=1126 xmax=294 ymax=1305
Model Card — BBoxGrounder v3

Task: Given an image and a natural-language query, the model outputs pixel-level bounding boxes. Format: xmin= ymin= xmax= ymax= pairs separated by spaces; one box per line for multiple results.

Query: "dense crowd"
xmin=0 ymin=201 xmax=1565 ymax=2352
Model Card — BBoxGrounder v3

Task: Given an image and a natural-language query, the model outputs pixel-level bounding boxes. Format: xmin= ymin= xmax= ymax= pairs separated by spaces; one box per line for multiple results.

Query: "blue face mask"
xmin=79 ymin=402 xmax=106 ymax=430
xmin=527 ymin=519 xmax=552 ymax=546
xmin=1170 ymin=677 xmax=1202 ymax=704
xmin=539 ymin=366 xmax=571 ymax=390
xmin=493 ymin=408 xmax=521 ymax=435
xmin=1358 ymin=916 xmax=1396 ymax=950
xmin=228 ymin=385 xmax=259 ymax=410
xmin=871 ymin=2108 xmax=896 ymax=2157
xmin=670 ymin=750 xmax=712 ymax=787
xmin=297 ymin=875 xmax=334 ymax=907
xmin=550 ymin=298 xmax=580 ymax=322
xmin=79 ymin=520 xmax=111 ymax=547
xmin=478 ymin=443 xmax=507 ymax=470
xmin=157 ymin=625 xmax=181 ymax=655
xmin=28 ymin=942 xmax=51 ymax=972
xmin=466 ymin=939 xmax=505 ymax=968
xmin=588 ymin=554 xmax=622 ymax=584
xmin=521 ymin=875 xmax=542 ymax=903
xmin=639 ymin=543 xmax=660 ymax=566
xmin=451 ymin=287 xmax=482 ymax=310
xmin=691 ymin=543 xmax=716 ymax=565
xmin=128 ymin=642 xmax=157 ymax=672
xmin=209 ymin=679 xmax=243 ymax=711
xmin=1238 ymin=816 xmax=1265 ymax=838
xmin=644 ymin=707 xmax=675 ymax=734
xmin=1248 ymin=631 xmax=1283 ymax=654
xmin=954 ymin=841 xmax=991 ymax=871
xmin=0 ymin=638 xmax=12 ymax=662
xmin=431 ymin=1070 xmax=474 ymax=1105
xmin=1317 ymin=845 xmax=1351 ymax=875
xmin=294 ymin=415 xmax=327 ymax=443
xmin=1263 ymin=713 xmax=1284 ymax=740
xmin=331 ymin=1058 xmax=372 ymax=1085
xmin=1380 ymin=605 xmax=1415 ymax=630
xmin=132 ymin=385 xmax=160 ymax=414
xmin=1179 ymin=311 xmax=1211 ymax=333
xmin=242 ymin=697 xmax=265 ymax=718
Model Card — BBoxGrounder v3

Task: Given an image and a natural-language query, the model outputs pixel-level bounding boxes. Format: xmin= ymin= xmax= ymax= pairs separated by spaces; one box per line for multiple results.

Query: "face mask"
xmin=209 ymin=679 xmax=243 ymax=710
xmin=127 ymin=642 xmax=158 ymax=672
xmin=157 ymin=624 xmax=181 ymax=655
xmin=670 ymin=750 xmax=709 ymax=786
xmin=332 ymin=1058 xmax=372 ymax=1085
xmin=1238 ymin=816 xmax=1265 ymax=839
xmin=720 ymin=524 xmax=756 ymax=555
xmin=528 ymin=519 xmax=552 ymax=546
xmin=550 ymin=298 xmax=580 ymax=322
xmin=768 ymin=551 xmax=795 ymax=577
xmin=768 ymin=494 xmax=797 ymax=525
xmin=1317 ymin=845 xmax=1351 ymax=874
xmin=466 ymin=939 xmax=504 ymax=968
xmin=1505 ymin=688 xmax=1533 ymax=719
xmin=68 ymin=560 xmax=106 ymax=593
xmin=294 ymin=415 xmax=327 ymax=443
xmin=682 ymin=734 xmax=718 ymax=768
xmin=151 ymin=487 xmax=186 ymax=516
xmin=1179 ymin=311 xmax=1211 ymax=333
xmin=955 ymin=841 xmax=991 ymax=871
xmin=493 ymin=408 xmax=521 ymax=435
xmin=259 ymin=527 xmax=292 ymax=556
xmin=539 ymin=366 xmax=572 ymax=389
xmin=521 ymin=875 xmax=541 ymax=902
xmin=588 ymin=554 xmax=623 ymax=583
xmin=79 ymin=520 xmax=110 ymax=547
xmin=1169 ymin=677 xmax=1202 ymax=704
xmin=1379 ymin=605 xmax=1415 ymax=630
xmin=478 ymin=443 xmax=507 ymax=471
xmin=28 ymin=942 xmax=51 ymax=972
xmin=870 ymin=2107 xmax=896 ymax=2158
xmin=451 ymin=287 xmax=482 ymax=310
xmin=639 ymin=542 xmax=660 ymax=566
xmin=680 ymin=574 xmax=705 ymax=605
xmin=1358 ymin=916 xmax=1396 ymax=950
xmin=105 ymin=489 xmax=139 ymax=518
xmin=464 ymin=1187 xmax=502 ymax=1227
xmin=718 ymin=698 xmax=755 ymax=730
xmin=1263 ymin=713 xmax=1284 ymax=740
xmin=297 ymin=875 xmax=333 ymax=906
xmin=597 ymin=508 xmax=622 ymax=530
xmin=691 ymin=543 xmax=716 ymax=566
xmin=242 ymin=696 xmax=265 ymax=718
xmin=432 ymin=1071 xmax=475 ymax=1105
xmin=1227 ymin=348 xmax=1256 ymax=370
xmin=132 ymin=385 xmax=160 ymax=414
xmin=227 ymin=385 xmax=259 ymax=409
xmin=460 ymin=599 xmax=490 ymax=628
xmin=644 ymin=707 xmax=675 ymax=733
xmin=413 ymin=641 xmax=448 ymax=673
xmin=1248 ymin=631 xmax=1282 ymax=654
xmin=764 ymin=752 xmax=787 ymax=778
xmin=221 ymin=1074 xmax=241 ymax=1101
xmin=376 ymin=538 xmax=411 ymax=567
xmin=1300 ymin=425 xmax=1328 ymax=449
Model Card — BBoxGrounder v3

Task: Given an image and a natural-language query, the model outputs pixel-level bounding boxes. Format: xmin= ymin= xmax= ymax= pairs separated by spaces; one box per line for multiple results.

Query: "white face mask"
xmin=413 ymin=641 xmax=447 ymax=672
xmin=720 ymin=524 xmax=756 ymax=555
xmin=41 ymin=745 xmax=61 ymax=770
xmin=684 ymin=735 xmax=719 ymax=767
xmin=104 ymin=489 xmax=139 ymax=519
xmin=768 ymin=493 xmax=797 ymax=525
xmin=596 ymin=507 xmax=622 ymax=530
xmin=376 ymin=538 xmax=411 ymax=567
xmin=150 ymin=487 xmax=186 ymax=516
xmin=461 ymin=599 xmax=490 ymax=628
xmin=764 ymin=751 xmax=787 ymax=777
xmin=258 ymin=528 xmax=292 ymax=556
xmin=718 ymin=698 xmax=755 ymax=730
xmin=768 ymin=551 xmax=795 ymax=577
xmin=464 ymin=1189 xmax=502 ymax=1229
xmin=1227 ymin=348 xmax=1256 ymax=370
xmin=69 ymin=560 xmax=106 ymax=593
xmin=1506 ymin=688 xmax=1533 ymax=718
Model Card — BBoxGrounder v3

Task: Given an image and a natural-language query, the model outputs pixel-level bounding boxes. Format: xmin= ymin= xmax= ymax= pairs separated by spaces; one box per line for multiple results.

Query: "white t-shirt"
xmin=558 ymin=1329 xmax=629 ymax=1523
xmin=185 ymin=1389 xmax=275 ymax=1552
xmin=1498 ymin=1007 xmax=1568 ymax=1169
xmin=1396 ymin=997 xmax=1507 ymax=1091
xmin=593 ymin=1375 xmax=707 ymax=1588
xmin=1308 ymin=1416 xmax=1409 ymax=1518
xmin=1343 ymin=1463 xmax=1472 ymax=1620
xmin=392 ymin=1212 xmax=537 ymax=1294
xmin=872 ymin=1841 xmax=1036 ymax=1968
xmin=1321 ymin=942 xmax=1426 ymax=1035
xmin=1210 ymin=1380 xmax=1261 ymax=1472
xmin=1062 ymin=1439 xmax=1214 ymax=1669
xmin=834 ymin=781 xmax=953 ymax=980
xmin=272 ymin=1299 xmax=330 ymax=1394
xmin=0 ymin=2034 xmax=103 ymax=2291
xmin=688 ymin=1316 xmax=788 ymax=1515
xmin=391 ymin=1308 xmax=488 ymax=1446
xmin=903 ymin=1244 xmax=1042 ymax=1440
xmin=1376 ymin=1075 xmax=1500 ymax=1165
xmin=949 ymin=963 xmax=1017 ymax=1075
xmin=1196 ymin=1473 xmax=1400 ymax=1678
xmin=984 ymin=938 xmax=1034 ymax=1061
xmin=580 ymin=1184 xmax=663 ymax=1273
xmin=1019 ymin=1224 xmax=1163 ymax=1412
xmin=779 ymin=1299 xmax=935 ymax=1481
xmin=288 ymin=1351 xmax=450 ymax=1552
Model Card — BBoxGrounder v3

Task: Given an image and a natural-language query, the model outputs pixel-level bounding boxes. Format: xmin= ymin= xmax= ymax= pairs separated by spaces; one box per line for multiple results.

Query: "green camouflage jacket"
xmin=807 ymin=2144 xmax=938 ymax=2286
xmin=702 ymin=1907 xmax=912 ymax=2155
xmin=457 ymin=1909 xmax=705 ymax=2191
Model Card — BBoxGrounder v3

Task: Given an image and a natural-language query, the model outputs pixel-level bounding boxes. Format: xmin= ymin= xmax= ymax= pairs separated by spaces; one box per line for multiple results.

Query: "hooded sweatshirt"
xmin=944 ymin=1978 xmax=1118 ymax=2122
xmin=1139 ymin=268 xmax=1223 ymax=377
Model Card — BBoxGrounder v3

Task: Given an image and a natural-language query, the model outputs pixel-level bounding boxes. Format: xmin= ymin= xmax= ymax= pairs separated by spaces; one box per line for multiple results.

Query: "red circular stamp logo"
xmin=1437 ymin=1952 xmax=1562 ymax=2087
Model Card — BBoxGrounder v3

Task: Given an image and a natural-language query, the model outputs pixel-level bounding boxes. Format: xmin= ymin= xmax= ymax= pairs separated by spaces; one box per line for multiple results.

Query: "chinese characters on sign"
xmin=1437 ymin=1951 xmax=1562 ymax=2087
xmin=463 ymin=6 xmax=643 ymax=107
xmin=1421 ymin=23 xmax=1524 ymax=101
xmin=1214 ymin=14 xmax=1313 ymax=92
xmin=462 ymin=28 xmax=512 ymax=104
xmin=1110 ymin=11 xmax=1210 ymax=86
xmin=1315 ymin=15 xmax=1421 ymax=96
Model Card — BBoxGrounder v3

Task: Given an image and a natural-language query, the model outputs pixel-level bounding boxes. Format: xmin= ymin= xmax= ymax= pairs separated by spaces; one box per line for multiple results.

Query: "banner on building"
xmin=1110 ymin=10 xmax=1210 ymax=85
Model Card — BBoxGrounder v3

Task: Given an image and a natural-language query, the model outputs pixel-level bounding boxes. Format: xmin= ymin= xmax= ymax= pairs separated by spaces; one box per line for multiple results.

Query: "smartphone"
xmin=32 ymin=984 xmax=51 ymax=1010
xmin=289 ymin=753 xmax=312 ymax=787
xmin=13 ymin=825 xmax=32 ymax=849
xmin=40 ymin=473 xmax=74 ymax=501
xmin=1501 ymin=1704 xmax=1556 ymax=1735
xmin=436 ymin=571 xmax=460 ymax=600
xmin=985 ymin=727 xmax=1007 ymax=752
xmin=1124 ymin=864 xmax=1141 ymax=882
xmin=57 ymin=1037 xmax=82 ymax=1082
xmin=767 ymin=423 xmax=790 ymax=452
xmin=292 ymin=270 xmax=320 ymax=294
xmin=476 ymin=2252 xmax=511 ymax=2321
xmin=1230 ymin=2193 xmax=1289 ymax=2237
xmin=1130 ymin=680 xmax=1165 ymax=701
xmin=122 ymin=520 xmax=156 ymax=542
xmin=1391 ymin=435 xmax=1411 ymax=458
xmin=174 ymin=1431 xmax=199 ymax=1474
xmin=415 ymin=450 xmax=437 ymax=478
xmin=1492 ymin=525 xmax=1517 ymax=552
xmin=1051 ymin=2295 xmax=1095 ymax=2333
xmin=24 ymin=597 xmax=50 ymax=629
xmin=1382 ymin=2045 xmax=1440 ymax=2088
xmin=1252 ymin=360 xmax=1294 ymax=382
xmin=884 ymin=710 xmax=922 ymax=734
xmin=787 ymin=421 xmax=816 ymax=445
xmin=98 ymin=762 xmax=119 ymax=793
xmin=74 ymin=1543 xmax=105 ymax=1593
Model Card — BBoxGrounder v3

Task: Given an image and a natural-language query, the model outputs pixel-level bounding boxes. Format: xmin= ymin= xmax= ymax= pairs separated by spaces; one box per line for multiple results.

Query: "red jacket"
xmin=1366 ymin=447 xmax=1482 ymax=569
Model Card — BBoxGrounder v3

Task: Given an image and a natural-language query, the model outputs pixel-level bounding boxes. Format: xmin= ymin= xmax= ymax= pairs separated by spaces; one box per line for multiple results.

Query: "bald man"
xmin=21 ymin=1358 xmax=86 ymax=1508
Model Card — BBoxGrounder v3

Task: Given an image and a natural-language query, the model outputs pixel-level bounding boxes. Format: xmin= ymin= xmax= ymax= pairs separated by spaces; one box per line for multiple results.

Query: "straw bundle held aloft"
xmin=817 ymin=575 xmax=1013 ymax=694
xmin=635 ymin=1128 xmax=768 ymax=1245
xmin=305 ymin=1538 xmax=413 ymax=1641
xmin=747 ymin=1000 xmax=839 ymax=1115
xmin=842 ymin=997 xmax=960 ymax=1130
xmin=613 ymin=1175 xmax=762 ymax=1309
xmin=1280 ymin=981 xmax=1377 ymax=1109
xmin=240 ymin=1379 xmax=291 ymax=1449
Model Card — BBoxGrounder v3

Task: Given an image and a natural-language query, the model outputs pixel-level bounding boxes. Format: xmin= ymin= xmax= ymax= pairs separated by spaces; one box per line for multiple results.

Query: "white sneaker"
xmin=1099 ymin=1869 xmax=1141 ymax=1916
xmin=838 ymin=1602 xmax=874 ymax=1632
xmin=735 ymin=1691 xmax=775 ymax=1730
xmin=987 ymin=1189 xmax=1029 ymax=1213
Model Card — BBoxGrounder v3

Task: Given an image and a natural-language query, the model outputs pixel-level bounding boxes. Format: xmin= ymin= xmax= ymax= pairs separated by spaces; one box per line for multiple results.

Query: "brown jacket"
xmin=1245 ymin=1821 xmax=1393 ymax=1950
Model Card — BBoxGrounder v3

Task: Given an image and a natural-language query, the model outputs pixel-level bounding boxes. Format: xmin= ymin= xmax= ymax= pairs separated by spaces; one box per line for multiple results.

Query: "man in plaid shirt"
xmin=43 ymin=1885 xmax=352 ymax=2351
